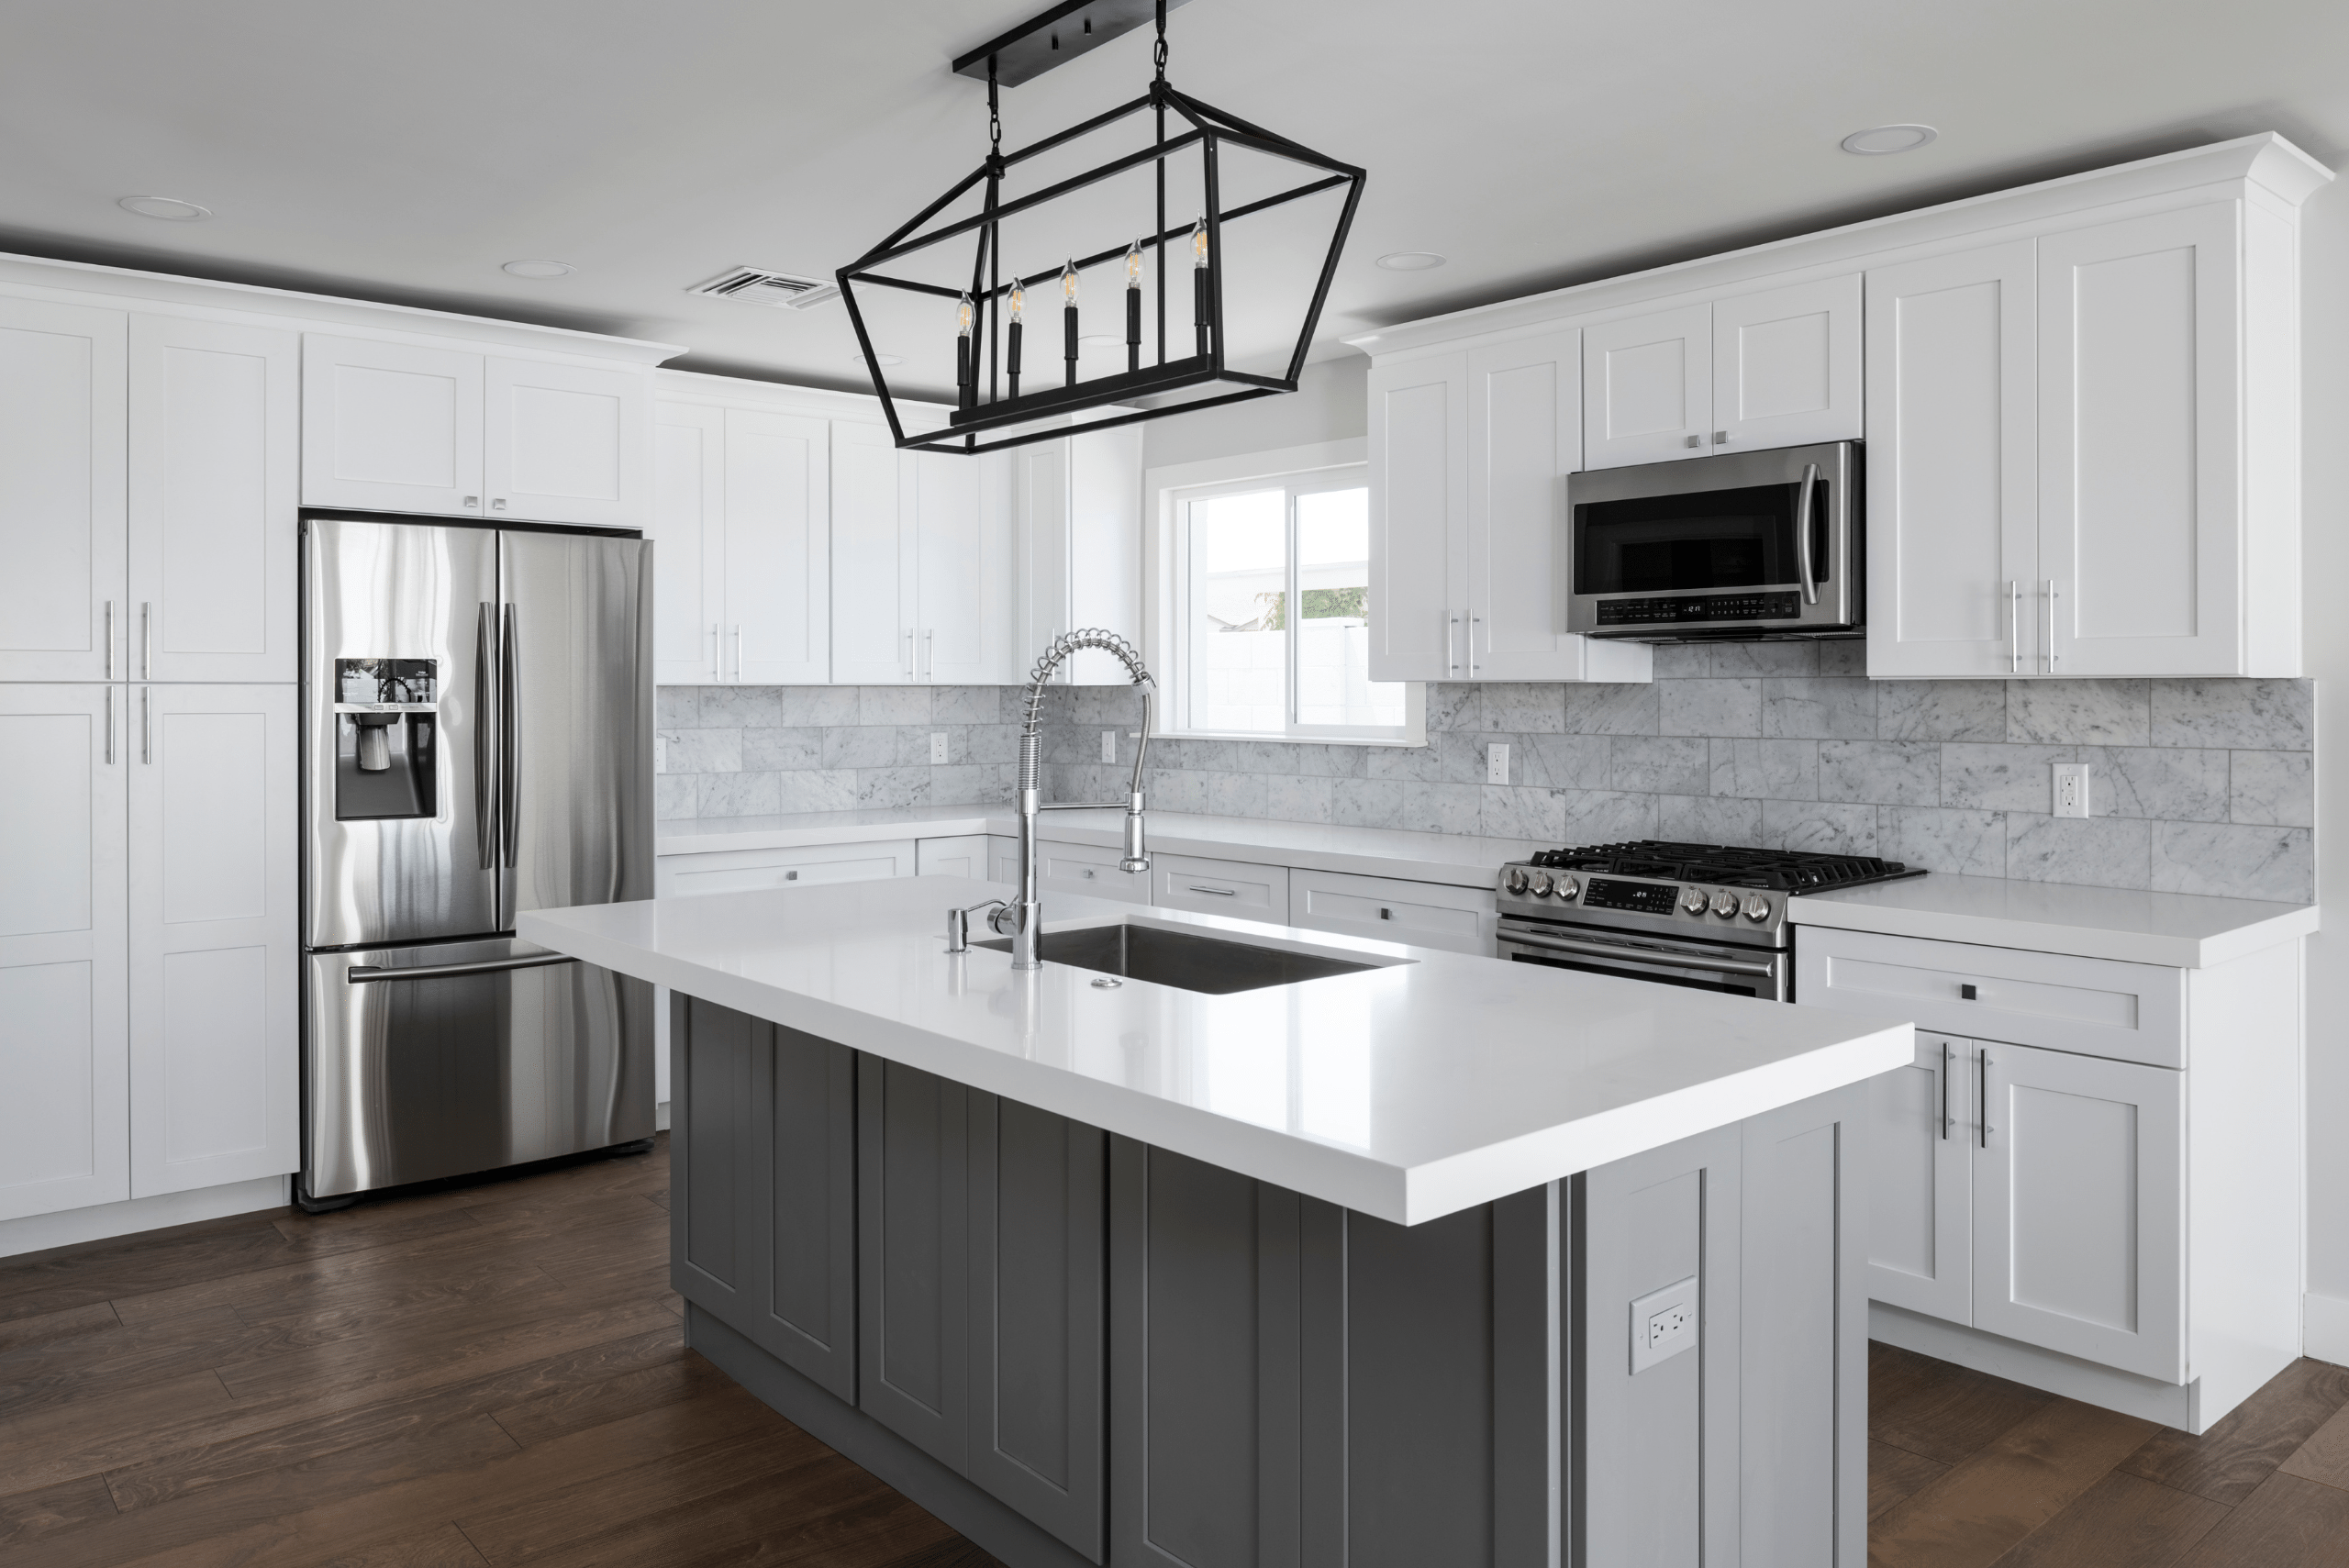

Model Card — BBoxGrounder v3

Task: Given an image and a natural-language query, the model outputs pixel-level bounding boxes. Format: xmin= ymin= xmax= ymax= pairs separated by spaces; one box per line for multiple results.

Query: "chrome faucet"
xmin=952 ymin=629 xmax=1153 ymax=970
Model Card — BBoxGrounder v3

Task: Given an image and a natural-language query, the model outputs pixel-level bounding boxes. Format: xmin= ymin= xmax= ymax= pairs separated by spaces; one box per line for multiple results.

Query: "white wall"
xmin=1141 ymin=356 xmax=1369 ymax=472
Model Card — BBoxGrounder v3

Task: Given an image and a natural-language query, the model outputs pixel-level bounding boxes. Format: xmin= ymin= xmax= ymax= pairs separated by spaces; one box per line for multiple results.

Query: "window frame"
xmin=1150 ymin=448 xmax=1423 ymax=745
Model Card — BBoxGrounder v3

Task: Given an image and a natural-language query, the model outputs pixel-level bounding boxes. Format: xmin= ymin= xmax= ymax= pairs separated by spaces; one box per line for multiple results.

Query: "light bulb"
xmin=956 ymin=294 xmax=974 ymax=337
xmin=1192 ymin=216 xmax=1209 ymax=269
xmin=1062 ymin=259 xmax=1079 ymax=305
xmin=1126 ymin=239 xmax=1142 ymax=288
xmin=1009 ymin=283 xmax=1024 ymax=322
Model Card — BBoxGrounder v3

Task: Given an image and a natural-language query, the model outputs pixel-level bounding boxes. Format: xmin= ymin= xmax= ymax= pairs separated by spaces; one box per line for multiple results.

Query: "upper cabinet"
xmin=829 ymin=431 xmax=1011 ymax=686
xmin=1580 ymin=276 xmax=1861 ymax=470
xmin=303 ymin=335 xmax=649 ymax=528
xmin=1013 ymin=421 xmax=1142 ymax=684
xmin=1369 ymin=341 xmax=1650 ymax=684
xmin=0 ymin=297 xmax=128 ymax=683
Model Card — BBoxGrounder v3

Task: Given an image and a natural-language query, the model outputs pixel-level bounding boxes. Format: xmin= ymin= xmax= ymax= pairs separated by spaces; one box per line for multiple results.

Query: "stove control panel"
xmin=1580 ymin=878 xmax=1680 ymax=916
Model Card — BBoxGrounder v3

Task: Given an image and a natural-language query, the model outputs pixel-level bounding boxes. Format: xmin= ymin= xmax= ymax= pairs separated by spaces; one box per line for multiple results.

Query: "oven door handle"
xmin=1498 ymin=928 xmax=1779 ymax=978
xmin=1794 ymin=462 xmax=1820 ymax=606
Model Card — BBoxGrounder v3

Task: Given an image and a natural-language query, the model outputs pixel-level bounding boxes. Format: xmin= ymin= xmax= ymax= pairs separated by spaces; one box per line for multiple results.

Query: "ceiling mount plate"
xmin=952 ymin=0 xmax=1195 ymax=88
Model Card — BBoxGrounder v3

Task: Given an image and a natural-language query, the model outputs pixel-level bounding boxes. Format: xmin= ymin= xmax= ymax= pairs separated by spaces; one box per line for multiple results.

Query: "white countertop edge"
xmin=1788 ymin=882 xmax=2320 ymax=968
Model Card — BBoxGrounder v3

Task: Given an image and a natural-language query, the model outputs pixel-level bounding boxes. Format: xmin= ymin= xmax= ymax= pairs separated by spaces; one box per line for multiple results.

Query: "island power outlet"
xmin=1630 ymin=1275 xmax=1699 ymax=1373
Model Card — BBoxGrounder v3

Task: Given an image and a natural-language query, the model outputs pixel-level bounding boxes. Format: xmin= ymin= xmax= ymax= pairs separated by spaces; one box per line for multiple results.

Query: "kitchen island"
xmin=521 ymin=875 xmax=1911 ymax=1568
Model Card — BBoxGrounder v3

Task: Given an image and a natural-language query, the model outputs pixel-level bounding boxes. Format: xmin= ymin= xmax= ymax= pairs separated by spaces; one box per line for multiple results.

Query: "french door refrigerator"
xmin=300 ymin=516 xmax=654 ymax=1206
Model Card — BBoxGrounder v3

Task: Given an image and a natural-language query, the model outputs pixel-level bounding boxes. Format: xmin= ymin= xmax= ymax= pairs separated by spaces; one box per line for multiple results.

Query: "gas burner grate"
xmin=1524 ymin=840 xmax=1924 ymax=893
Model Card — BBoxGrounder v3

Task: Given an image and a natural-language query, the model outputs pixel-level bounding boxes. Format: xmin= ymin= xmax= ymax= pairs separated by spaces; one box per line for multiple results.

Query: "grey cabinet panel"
xmin=762 ymin=1023 xmax=858 ymax=1402
xmin=674 ymin=994 xmax=758 ymax=1314
xmin=1740 ymin=1083 xmax=1866 ymax=1567
xmin=860 ymin=1054 xmax=971 ymax=1472
xmin=1575 ymin=1122 xmax=1742 ymax=1568
xmin=969 ymin=1093 xmax=1107 ymax=1562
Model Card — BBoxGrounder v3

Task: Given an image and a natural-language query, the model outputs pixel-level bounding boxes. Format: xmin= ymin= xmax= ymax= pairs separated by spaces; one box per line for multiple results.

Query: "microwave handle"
xmin=1794 ymin=462 xmax=1820 ymax=606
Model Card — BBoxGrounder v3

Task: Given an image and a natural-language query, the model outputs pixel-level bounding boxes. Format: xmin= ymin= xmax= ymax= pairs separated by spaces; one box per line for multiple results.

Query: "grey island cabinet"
xmin=518 ymin=877 xmax=1910 ymax=1568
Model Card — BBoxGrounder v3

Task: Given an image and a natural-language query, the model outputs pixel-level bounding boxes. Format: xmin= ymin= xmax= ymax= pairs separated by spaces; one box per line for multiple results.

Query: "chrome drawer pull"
xmin=1188 ymin=884 xmax=1237 ymax=896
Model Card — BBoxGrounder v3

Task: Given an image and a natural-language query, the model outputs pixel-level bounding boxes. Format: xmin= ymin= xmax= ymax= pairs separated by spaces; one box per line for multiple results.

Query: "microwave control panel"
xmin=1595 ymin=592 xmax=1802 ymax=627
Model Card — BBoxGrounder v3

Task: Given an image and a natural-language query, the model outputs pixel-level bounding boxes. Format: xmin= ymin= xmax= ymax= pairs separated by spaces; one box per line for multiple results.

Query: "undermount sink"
xmin=976 ymin=921 xmax=1388 ymax=995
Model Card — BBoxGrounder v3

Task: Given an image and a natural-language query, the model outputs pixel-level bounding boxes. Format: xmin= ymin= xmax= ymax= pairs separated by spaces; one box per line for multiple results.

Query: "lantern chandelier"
xmin=835 ymin=0 xmax=1365 ymax=455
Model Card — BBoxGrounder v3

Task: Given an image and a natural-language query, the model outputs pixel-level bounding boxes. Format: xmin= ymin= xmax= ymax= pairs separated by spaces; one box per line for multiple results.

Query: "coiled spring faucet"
xmin=952 ymin=629 xmax=1153 ymax=970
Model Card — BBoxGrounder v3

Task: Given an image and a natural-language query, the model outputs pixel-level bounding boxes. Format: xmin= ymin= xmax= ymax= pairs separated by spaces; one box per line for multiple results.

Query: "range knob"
xmin=1711 ymin=889 xmax=1739 ymax=917
xmin=1505 ymin=866 xmax=1531 ymax=895
xmin=1742 ymin=894 xmax=1773 ymax=922
xmin=1554 ymin=875 xmax=1579 ymax=900
xmin=1680 ymin=886 xmax=1709 ymax=915
xmin=1530 ymin=872 xmax=1554 ymax=897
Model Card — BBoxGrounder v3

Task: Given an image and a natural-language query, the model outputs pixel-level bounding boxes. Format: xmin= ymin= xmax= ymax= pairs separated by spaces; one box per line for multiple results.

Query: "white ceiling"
xmin=6 ymin=0 xmax=2345 ymax=396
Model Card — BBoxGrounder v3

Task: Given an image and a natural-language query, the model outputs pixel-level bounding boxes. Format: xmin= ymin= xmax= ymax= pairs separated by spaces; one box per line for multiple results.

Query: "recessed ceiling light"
xmin=117 ymin=195 xmax=211 ymax=222
xmin=873 ymin=353 xmax=905 ymax=366
xmin=1840 ymin=124 xmax=1938 ymax=156
xmin=1375 ymin=251 xmax=1446 ymax=272
xmin=501 ymin=260 xmax=574 ymax=279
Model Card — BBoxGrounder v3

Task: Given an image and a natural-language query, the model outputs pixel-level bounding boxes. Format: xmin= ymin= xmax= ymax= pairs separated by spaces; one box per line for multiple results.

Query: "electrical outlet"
xmin=1486 ymin=742 xmax=1510 ymax=784
xmin=930 ymin=732 xmax=949 ymax=765
xmin=1101 ymin=729 xmax=1118 ymax=763
xmin=654 ymin=737 xmax=667 ymax=774
xmin=2053 ymin=762 xmax=2090 ymax=818
xmin=1630 ymin=1274 xmax=1699 ymax=1373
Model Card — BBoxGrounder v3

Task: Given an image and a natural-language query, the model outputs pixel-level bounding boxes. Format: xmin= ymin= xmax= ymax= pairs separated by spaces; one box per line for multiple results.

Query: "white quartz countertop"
xmin=1790 ymin=873 xmax=2318 ymax=968
xmin=520 ymin=876 xmax=1909 ymax=1226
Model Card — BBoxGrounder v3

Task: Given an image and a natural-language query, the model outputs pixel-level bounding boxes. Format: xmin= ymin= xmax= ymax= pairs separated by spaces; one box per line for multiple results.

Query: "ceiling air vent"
xmin=686 ymin=266 xmax=840 ymax=310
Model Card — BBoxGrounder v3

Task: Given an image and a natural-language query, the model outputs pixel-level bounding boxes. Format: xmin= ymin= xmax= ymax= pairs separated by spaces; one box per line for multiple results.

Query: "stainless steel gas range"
xmin=1493 ymin=840 xmax=1926 ymax=1001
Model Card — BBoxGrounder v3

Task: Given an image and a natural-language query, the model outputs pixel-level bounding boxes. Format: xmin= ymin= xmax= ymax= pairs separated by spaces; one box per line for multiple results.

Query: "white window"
xmin=1163 ymin=462 xmax=1414 ymax=741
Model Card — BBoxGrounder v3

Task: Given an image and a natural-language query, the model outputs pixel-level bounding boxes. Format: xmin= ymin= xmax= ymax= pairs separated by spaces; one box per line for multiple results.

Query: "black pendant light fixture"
xmin=836 ymin=0 xmax=1364 ymax=455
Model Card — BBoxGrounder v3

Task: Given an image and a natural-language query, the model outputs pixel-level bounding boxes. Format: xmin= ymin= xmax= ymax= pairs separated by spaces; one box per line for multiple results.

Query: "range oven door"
xmin=1496 ymin=919 xmax=1789 ymax=1001
xmin=1567 ymin=440 xmax=1859 ymax=638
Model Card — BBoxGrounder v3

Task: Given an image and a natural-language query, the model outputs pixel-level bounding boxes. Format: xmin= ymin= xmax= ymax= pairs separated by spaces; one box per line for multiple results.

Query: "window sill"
xmin=1153 ymin=730 xmax=1422 ymax=749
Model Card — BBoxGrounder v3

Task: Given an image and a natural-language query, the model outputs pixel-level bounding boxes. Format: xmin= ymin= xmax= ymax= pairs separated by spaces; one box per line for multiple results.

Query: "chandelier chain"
xmin=1152 ymin=0 xmax=1167 ymax=78
xmin=987 ymin=57 xmax=1002 ymax=156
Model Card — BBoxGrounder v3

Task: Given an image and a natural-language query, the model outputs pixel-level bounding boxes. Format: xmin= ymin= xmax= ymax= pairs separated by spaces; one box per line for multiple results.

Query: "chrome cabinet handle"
xmin=924 ymin=628 xmax=934 ymax=682
xmin=709 ymin=622 xmax=719 ymax=682
xmin=1499 ymin=928 xmax=1776 ymax=977
xmin=141 ymin=686 xmax=150 ymax=763
xmin=475 ymin=605 xmax=496 ymax=871
xmin=105 ymin=686 xmax=115 ymax=763
xmin=1940 ymin=1040 xmax=1951 ymax=1140
xmin=491 ymin=497 xmax=507 ymax=511
xmin=1469 ymin=615 xmax=1481 ymax=677
xmin=2043 ymin=582 xmax=2058 ymax=673
xmin=1794 ymin=462 xmax=1820 ymax=606
xmin=1447 ymin=613 xmax=1461 ymax=675
xmin=347 ymin=951 xmax=578 ymax=984
xmin=141 ymin=602 xmax=151 ymax=678
xmin=733 ymin=625 xmax=742 ymax=682
xmin=1188 ymin=884 xmax=1238 ymax=896
xmin=104 ymin=600 xmax=114 ymax=679
xmin=2007 ymin=581 xmax=2020 ymax=673
xmin=501 ymin=604 xmax=520 ymax=868
xmin=463 ymin=495 xmax=480 ymax=508
xmin=1978 ymin=1049 xmax=1991 ymax=1149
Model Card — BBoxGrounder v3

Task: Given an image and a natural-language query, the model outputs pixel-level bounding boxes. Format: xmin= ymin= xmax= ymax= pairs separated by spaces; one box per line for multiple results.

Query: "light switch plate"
xmin=1630 ymin=1274 xmax=1699 ymax=1373
xmin=1487 ymin=742 xmax=1510 ymax=784
xmin=930 ymin=732 xmax=950 ymax=765
xmin=1102 ymin=729 xmax=1118 ymax=763
xmin=2053 ymin=762 xmax=2090 ymax=818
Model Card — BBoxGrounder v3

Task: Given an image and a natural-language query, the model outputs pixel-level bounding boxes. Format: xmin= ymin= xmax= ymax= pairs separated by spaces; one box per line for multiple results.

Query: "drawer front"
xmin=915 ymin=835 xmax=1006 ymax=882
xmin=657 ymin=838 xmax=918 ymax=897
xmin=1151 ymin=853 xmax=1289 ymax=920
xmin=992 ymin=838 xmax=1148 ymax=904
xmin=1795 ymin=927 xmax=2184 ymax=1069
xmin=1290 ymin=869 xmax=1496 ymax=957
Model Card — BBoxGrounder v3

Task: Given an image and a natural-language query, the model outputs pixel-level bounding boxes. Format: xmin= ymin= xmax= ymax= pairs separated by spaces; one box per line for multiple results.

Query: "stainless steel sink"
xmin=975 ymin=922 xmax=1383 ymax=995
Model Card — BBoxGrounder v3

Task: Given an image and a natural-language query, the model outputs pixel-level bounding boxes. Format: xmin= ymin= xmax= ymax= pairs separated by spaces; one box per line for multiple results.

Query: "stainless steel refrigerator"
xmin=300 ymin=516 xmax=655 ymax=1207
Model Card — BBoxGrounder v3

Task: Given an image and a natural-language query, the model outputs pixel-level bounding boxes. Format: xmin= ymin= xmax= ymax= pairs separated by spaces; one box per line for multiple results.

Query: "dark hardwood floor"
xmin=4 ymin=1136 xmax=2346 ymax=1566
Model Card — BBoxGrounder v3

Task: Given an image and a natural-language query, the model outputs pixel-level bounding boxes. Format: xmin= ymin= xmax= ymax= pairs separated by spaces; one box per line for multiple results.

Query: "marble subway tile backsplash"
xmin=656 ymin=644 xmax=2315 ymax=903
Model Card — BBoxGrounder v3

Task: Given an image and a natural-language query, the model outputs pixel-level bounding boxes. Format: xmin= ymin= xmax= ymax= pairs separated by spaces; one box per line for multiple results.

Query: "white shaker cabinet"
xmin=650 ymin=401 xmax=725 ymax=684
xmin=1013 ymin=423 xmax=1142 ymax=684
xmin=128 ymin=316 xmax=300 ymax=684
xmin=0 ymin=298 xmax=127 ymax=683
xmin=1365 ymin=353 xmax=1465 ymax=683
xmin=830 ymin=421 xmax=912 ymax=684
xmin=833 ymin=433 xmax=1013 ymax=687
xmin=1710 ymin=273 xmax=1864 ymax=452
xmin=128 ymin=684 xmax=299 ymax=1197
xmin=483 ymin=355 xmax=649 ymax=528
xmin=1580 ymin=302 xmax=1711 ymax=469
xmin=0 ymin=685 xmax=130 ymax=1222
xmin=1862 ymin=1032 xmax=1974 ymax=1324
xmin=722 ymin=408 xmax=832 ymax=684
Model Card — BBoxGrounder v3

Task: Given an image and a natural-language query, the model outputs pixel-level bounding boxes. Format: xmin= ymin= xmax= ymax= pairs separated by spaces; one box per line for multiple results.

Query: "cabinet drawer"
xmin=657 ymin=838 xmax=917 ymax=897
xmin=1290 ymin=869 xmax=1495 ymax=957
xmin=1796 ymin=927 xmax=2184 ymax=1069
xmin=1150 ymin=853 xmax=1289 ymax=920
xmin=916 ymin=835 xmax=1008 ymax=882
xmin=992 ymin=838 xmax=1147 ymax=904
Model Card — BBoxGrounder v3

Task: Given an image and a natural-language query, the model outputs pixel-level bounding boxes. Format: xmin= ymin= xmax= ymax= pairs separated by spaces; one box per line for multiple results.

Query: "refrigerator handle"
xmin=501 ymin=603 xmax=520 ymax=868
xmin=475 ymin=604 xmax=496 ymax=871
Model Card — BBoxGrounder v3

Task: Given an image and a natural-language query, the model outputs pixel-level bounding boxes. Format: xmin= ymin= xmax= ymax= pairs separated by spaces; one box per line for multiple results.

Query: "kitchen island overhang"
xmin=518 ymin=874 xmax=1912 ymax=1224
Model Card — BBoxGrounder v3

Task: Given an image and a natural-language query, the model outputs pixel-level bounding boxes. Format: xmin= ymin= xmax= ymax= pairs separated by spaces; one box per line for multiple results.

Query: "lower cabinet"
xmin=1288 ymin=868 xmax=1496 ymax=956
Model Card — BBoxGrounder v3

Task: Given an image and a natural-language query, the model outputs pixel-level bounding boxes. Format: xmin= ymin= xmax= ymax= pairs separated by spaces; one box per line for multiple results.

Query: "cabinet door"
xmin=650 ymin=402 xmax=724 ymax=684
xmin=1465 ymin=331 xmax=1578 ymax=681
xmin=830 ymin=421 xmax=913 ymax=684
xmin=1711 ymin=273 xmax=1863 ymax=450
xmin=1865 ymin=241 xmax=2040 ymax=679
xmin=1581 ymin=301 xmax=1711 ymax=469
xmin=762 ymin=1020 xmax=860 ymax=1400
xmin=916 ymin=835 xmax=997 ymax=881
xmin=1066 ymin=423 xmax=1143 ymax=684
xmin=483 ymin=356 xmax=649 ymax=528
xmin=0 ymin=297 xmax=127 ymax=682
xmin=1014 ymin=437 xmax=1070 ymax=662
xmin=129 ymin=317 xmax=299 ymax=684
xmin=301 ymin=335 xmax=484 ymax=516
xmin=1365 ymin=352 xmax=1466 ymax=682
xmin=1863 ymin=1033 xmax=1972 ymax=1322
xmin=2039 ymin=203 xmax=2242 ymax=676
xmin=1288 ymin=868 xmax=1495 ymax=957
xmin=0 ymin=685 xmax=129 ymax=1221
xmin=859 ymin=1054 xmax=970 ymax=1471
xmin=911 ymin=450 xmax=989 ymax=684
xmin=967 ymin=1090 xmax=1107 ymax=1559
xmin=723 ymin=408 xmax=829 ymax=684
xmin=128 ymin=684 xmax=298 ymax=1196
xmin=1972 ymin=1041 xmax=2184 ymax=1381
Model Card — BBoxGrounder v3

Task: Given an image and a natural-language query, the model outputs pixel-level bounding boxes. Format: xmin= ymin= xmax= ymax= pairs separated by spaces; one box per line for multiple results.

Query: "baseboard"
xmin=0 ymin=1174 xmax=291 ymax=1261
xmin=1870 ymin=1302 xmax=2209 ymax=1432
xmin=655 ymin=1099 xmax=671 ymax=1133
xmin=684 ymin=1304 xmax=1092 ymax=1568
xmin=2305 ymin=1292 xmax=2349 ymax=1367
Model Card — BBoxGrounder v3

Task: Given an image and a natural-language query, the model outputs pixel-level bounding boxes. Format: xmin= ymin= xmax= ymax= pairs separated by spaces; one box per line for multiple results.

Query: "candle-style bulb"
xmin=1126 ymin=239 xmax=1142 ymax=288
xmin=956 ymin=293 xmax=974 ymax=337
xmin=1009 ymin=283 xmax=1024 ymax=322
xmin=1062 ymin=259 xmax=1080 ymax=305
xmin=1191 ymin=216 xmax=1209 ymax=269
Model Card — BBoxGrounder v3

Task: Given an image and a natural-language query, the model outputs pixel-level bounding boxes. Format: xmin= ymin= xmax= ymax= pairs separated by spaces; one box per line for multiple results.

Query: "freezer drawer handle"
xmin=346 ymin=952 xmax=580 ymax=984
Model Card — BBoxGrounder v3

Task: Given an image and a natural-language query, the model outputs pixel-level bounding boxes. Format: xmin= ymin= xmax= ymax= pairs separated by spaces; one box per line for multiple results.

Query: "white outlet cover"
xmin=1487 ymin=742 xmax=1510 ymax=784
xmin=930 ymin=732 xmax=950 ymax=765
xmin=1630 ymin=1274 xmax=1699 ymax=1373
xmin=1102 ymin=728 xmax=1118 ymax=763
xmin=2053 ymin=762 xmax=2091 ymax=818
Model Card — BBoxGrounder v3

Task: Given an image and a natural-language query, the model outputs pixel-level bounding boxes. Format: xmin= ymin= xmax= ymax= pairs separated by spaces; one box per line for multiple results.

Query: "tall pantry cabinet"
xmin=0 ymin=295 xmax=300 ymax=1225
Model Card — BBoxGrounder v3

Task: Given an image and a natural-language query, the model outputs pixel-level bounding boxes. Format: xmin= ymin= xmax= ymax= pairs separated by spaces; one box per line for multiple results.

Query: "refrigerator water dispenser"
xmin=334 ymin=657 xmax=438 ymax=820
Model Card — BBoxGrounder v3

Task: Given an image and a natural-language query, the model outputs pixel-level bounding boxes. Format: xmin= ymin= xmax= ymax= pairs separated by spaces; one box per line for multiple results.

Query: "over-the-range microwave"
xmin=1566 ymin=440 xmax=1862 ymax=640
